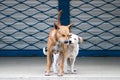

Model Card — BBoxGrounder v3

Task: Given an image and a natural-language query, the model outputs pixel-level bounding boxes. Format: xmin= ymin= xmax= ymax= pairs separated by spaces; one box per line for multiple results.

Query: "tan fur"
xmin=79 ymin=37 xmax=83 ymax=44
xmin=45 ymin=10 xmax=73 ymax=76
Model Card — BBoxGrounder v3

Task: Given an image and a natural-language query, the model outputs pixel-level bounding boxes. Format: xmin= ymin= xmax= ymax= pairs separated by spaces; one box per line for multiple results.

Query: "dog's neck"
xmin=68 ymin=43 xmax=78 ymax=50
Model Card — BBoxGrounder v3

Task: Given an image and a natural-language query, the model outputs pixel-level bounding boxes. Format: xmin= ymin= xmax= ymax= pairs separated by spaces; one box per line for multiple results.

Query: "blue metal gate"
xmin=0 ymin=0 xmax=120 ymax=56
xmin=70 ymin=0 xmax=120 ymax=56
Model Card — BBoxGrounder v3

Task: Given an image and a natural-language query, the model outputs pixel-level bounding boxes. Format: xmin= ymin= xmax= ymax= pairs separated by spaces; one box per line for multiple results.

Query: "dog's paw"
xmin=71 ymin=70 xmax=77 ymax=74
xmin=57 ymin=71 xmax=63 ymax=76
xmin=45 ymin=72 xmax=50 ymax=76
xmin=45 ymin=71 xmax=50 ymax=76
xmin=57 ymin=73 xmax=63 ymax=76
xmin=71 ymin=71 xmax=77 ymax=74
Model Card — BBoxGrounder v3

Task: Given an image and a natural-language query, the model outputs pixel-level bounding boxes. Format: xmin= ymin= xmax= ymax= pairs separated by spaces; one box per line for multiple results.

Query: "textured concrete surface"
xmin=0 ymin=57 xmax=120 ymax=80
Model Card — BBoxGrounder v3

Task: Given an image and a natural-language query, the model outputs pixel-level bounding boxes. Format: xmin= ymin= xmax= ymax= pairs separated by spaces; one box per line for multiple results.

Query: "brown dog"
xmin=45 ymin=10 xmax=73 ymax=76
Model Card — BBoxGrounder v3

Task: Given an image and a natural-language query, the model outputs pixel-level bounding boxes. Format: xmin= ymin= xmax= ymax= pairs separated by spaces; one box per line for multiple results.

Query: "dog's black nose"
xmin=64 ymin=41 xmax=68 ymax=44
xmin=69 ymin=40 xmax=72 ymax=44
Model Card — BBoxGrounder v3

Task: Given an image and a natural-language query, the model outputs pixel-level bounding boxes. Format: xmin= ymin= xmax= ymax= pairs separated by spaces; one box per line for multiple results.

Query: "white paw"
xmin=71 ymin=69 xmax=77 ymax=74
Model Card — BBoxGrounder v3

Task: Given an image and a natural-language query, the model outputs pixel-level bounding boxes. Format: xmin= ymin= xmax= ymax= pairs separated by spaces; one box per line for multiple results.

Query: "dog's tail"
xmin=43 ymin=47 xmax=47 ymax=55
xmin=57 ymin=10 xmax=62 ymax=26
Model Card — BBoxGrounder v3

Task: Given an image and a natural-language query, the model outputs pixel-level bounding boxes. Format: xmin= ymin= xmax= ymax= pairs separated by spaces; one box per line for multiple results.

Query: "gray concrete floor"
xmin=0 ymin=57 xmax=120 ymax=80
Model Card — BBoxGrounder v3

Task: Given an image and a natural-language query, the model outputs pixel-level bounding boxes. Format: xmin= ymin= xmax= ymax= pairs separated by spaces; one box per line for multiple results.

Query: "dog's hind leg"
xmin=53 ymin=53 xmax=59 ymax=74
xmin=58 ymin=52 xmax=66 ymax=76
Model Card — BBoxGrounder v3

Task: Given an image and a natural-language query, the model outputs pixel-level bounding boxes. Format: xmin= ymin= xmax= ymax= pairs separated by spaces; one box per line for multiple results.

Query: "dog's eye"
xmin=74 ymin=38 xmax=76 ymax=40
xmin=62 ymin=34 xmax=65 ymax=37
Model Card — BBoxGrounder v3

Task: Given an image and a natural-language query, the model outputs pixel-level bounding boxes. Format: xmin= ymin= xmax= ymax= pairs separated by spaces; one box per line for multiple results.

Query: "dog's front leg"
xmin=53 ymin=53 xmax=59 ymax=73
xmin=58 ymin=53 xmax=65 ymax=76
xmin=58 ymin=45 xmax=67 ymax=76
xmin=70 ymin=57 xmax=76 ymax=74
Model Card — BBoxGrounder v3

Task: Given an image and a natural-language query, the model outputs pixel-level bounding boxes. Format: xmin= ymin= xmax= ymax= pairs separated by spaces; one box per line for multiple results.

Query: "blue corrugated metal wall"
xmin=0 ymin=0 xmax=119 ymax=56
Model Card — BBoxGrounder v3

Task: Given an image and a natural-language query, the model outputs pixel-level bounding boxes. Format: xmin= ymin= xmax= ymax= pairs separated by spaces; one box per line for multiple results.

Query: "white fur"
xmin=64 ymin=33 xmax=80 ymax=73
xmin=43 ymin=47 xmax=47 ymax=55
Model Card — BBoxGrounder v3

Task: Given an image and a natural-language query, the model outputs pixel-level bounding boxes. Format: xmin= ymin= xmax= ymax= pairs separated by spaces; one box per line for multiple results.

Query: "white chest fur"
xmin=67 ymin=44 xmax=79 ymax=57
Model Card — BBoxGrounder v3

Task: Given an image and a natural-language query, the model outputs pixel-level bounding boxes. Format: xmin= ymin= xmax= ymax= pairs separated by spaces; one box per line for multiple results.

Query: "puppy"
xmin=43 ymin=33 xmax=83 ymax=74
xmin=45 ymin=10 xmax=73 ymax=76
xmin=64 ymin=33 xmax=83 ymax=73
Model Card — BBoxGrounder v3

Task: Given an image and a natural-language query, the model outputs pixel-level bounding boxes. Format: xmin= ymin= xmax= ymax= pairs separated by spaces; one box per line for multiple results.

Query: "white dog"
xmin=43 ymin=33 xmax=83 ymax=73
xmin=65 ymin=33 xmax=83 ymax=73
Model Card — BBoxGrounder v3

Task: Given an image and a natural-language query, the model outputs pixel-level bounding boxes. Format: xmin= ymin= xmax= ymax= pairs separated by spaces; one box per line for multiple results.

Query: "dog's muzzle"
xmin=64 ymin=40 xmax=73 ymax=44
xmin=64 ymin=40 xmax=69 ymax=44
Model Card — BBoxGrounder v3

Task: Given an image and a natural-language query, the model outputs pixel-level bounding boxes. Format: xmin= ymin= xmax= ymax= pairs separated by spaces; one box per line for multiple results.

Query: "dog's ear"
xmin=78 ymin=37 xmax=83 ymax=44
xmin=68 ymin=23 xmax=74 ymax=31
xmin=54 ymin=22 xmax=59 ymax=30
